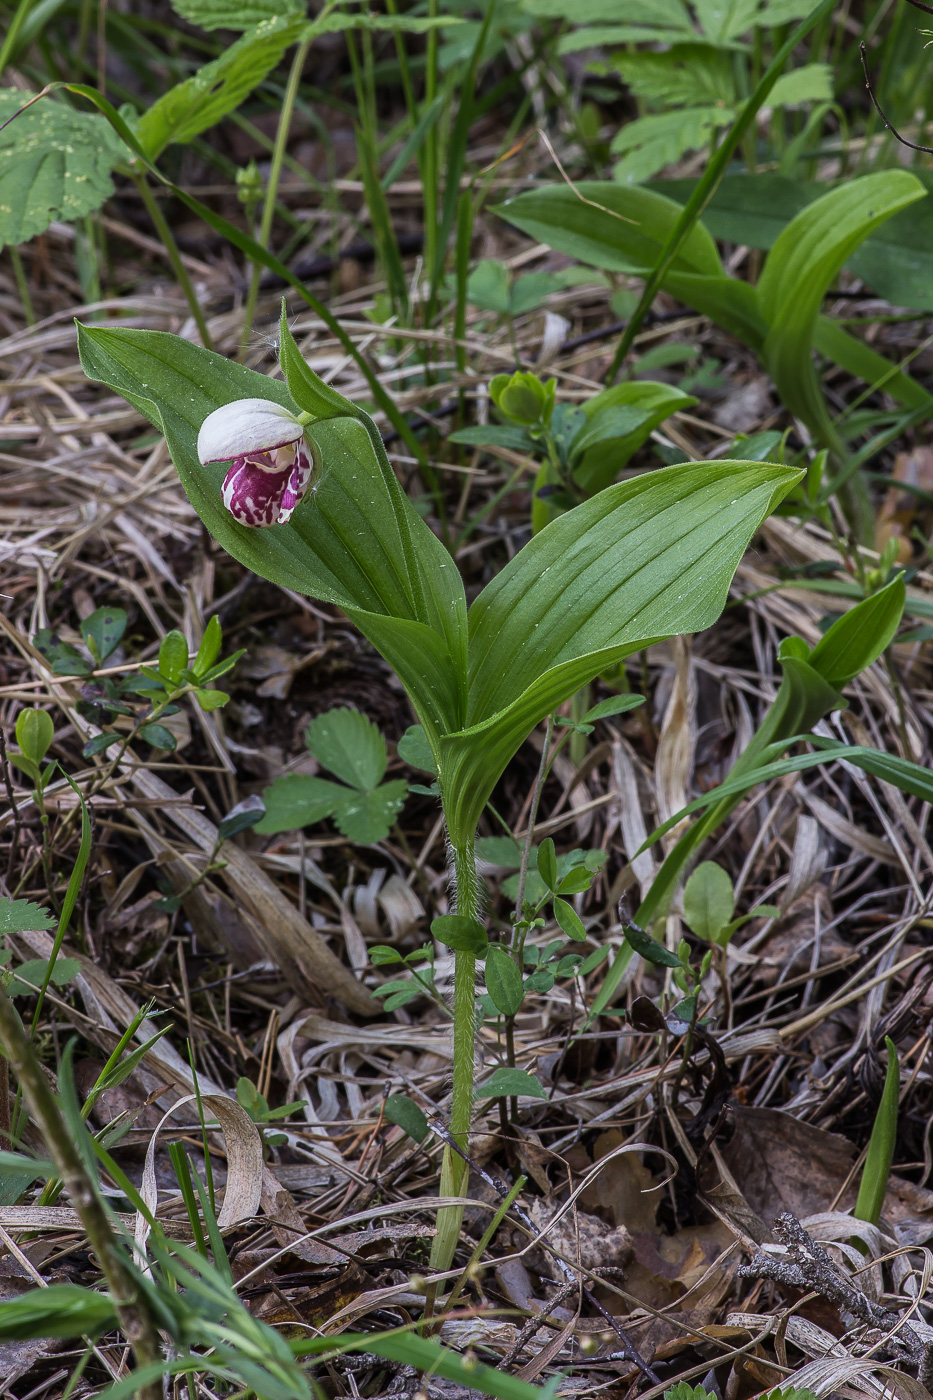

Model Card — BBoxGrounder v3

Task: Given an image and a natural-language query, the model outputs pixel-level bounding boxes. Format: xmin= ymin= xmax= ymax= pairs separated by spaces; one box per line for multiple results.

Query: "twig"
xmin=860 ymin=42 xmax=933 ymax=155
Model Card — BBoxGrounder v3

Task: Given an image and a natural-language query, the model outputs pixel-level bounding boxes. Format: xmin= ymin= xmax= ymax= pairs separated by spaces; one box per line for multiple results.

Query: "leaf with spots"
xmin=0 ymin=90 xmax=124 ymax=249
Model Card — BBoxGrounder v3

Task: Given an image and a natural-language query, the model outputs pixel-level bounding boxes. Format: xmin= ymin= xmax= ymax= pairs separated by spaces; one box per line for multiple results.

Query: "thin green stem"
xmin=133 ymin=175 xmax=212 ymax=351
xmin=240 ymin=35 xmax=311 ymax=359
xmin=9 ymin=247 xmax=35 ymax=325
xmin=512 ymin=716 xmax=554 ymax=924
xmin=0 ymin=0 xmax=34 ymax=74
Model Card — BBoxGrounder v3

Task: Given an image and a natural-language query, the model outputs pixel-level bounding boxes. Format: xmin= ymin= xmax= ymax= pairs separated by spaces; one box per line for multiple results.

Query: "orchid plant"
xmin=78 ymin=303 xmax=800 ymax=1273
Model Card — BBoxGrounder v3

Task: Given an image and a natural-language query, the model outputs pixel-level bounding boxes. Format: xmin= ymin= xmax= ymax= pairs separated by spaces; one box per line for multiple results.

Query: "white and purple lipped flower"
xmin=197 ymin=398 xmax=317 ymax=528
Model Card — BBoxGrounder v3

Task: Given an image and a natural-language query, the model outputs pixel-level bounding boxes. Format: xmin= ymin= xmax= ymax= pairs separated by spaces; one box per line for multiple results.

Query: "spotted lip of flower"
xmin=197 ymin=397 xmax=317 ymax=528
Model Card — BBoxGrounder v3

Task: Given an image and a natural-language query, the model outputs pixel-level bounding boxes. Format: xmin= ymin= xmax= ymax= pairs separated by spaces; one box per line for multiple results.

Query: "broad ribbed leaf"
xmin=574 ymin=381 xmax=696 ymax=493
xmin=496 ymin=181 xmax=723 ymax=279
xmin=757 ymin=171 xmax=926 ymax=439
xmin=0 ymin=90 xmax=124 ymax=249
xmin=137 ymin=16 xmax=307 ymax=160
xmin=439 ymin=460 xmax=799 ymax=843
xmin=496 ymin=183 xmax=766 ymax=349
xmin=76 ymin=325 xmax=468 ymax=741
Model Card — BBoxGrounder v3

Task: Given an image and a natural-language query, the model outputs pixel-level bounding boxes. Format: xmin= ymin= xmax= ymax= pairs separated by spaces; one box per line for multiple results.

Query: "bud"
xmin=489 ymin=371 xmax=555 ymax=429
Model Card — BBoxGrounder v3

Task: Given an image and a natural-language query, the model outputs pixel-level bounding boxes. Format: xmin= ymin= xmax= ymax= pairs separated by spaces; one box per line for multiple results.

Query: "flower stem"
xmin=429 ymin=831 xmax=479 ymax=1274
xmin=133 ymin=175 xmax=212 ymax=351
xmin=239 ymin=35 xmax=311 ymax=360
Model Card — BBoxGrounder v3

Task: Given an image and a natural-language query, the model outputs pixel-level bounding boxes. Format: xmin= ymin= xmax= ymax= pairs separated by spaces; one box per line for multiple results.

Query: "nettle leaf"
xmin=137 ymin=15 xmax=308 ymax=160
xmin=0 ymin=899 xmax=53 ymax=934
xmin=611 ymin=107 xmax=736 ymax=186
xmin=170 ymin=0 xmax=303 ymax=29
xmin=766 ymin=63 xmax=833 ymax=107
xmin=332 ymin=781 xmax=408 ymax=845
xmin=77 ymin=318 xmax=469 ymax=745
xmin=254 ymin=776 xmax=348 ymax=835
xmin=0 ymin=90 xmax=124 ymax=249
xmin=307 ymin=708 xmax=387 ymax=790
xmin=475 ymin=1067 xmax=547 ymax=1100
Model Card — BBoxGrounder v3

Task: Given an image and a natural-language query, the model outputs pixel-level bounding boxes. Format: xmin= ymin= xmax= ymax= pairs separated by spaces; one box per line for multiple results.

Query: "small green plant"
xmin=499 ymin=170 xmax=929 ymax=538
xmin=58 ymin=612 xmax=244 ymax=763
xmin=451 ymin=369 xmax=694 ymax=532
xmin=256 ymin=707 xmax=409 ymax=845
xmin=235 ymin=1076 xmax=307 ymax=1150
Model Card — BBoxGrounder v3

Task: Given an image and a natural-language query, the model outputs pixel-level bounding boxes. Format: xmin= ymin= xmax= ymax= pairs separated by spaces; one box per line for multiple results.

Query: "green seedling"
xmin=257 ymin=707 xmax=409 ymax=845
xmin=235 ymin=1076 xmax=307 ymax=1150
xmin=451 ymin=369 xmax=694 ymax=533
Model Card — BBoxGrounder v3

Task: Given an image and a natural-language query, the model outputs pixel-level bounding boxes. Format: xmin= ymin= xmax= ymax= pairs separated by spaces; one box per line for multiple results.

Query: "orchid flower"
xmin=197 ymin=398 xmax=318 ymax=528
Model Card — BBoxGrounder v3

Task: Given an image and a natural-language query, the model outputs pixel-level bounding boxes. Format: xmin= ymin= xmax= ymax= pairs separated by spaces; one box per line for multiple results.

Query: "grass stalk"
xmin=133 ymin=175 xmax=212 ymax=351
xmin=239 ymin=34 xmax=312 ymax=359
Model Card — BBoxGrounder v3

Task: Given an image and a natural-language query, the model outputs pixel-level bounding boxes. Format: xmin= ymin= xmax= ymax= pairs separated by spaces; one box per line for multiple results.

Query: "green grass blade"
xmin=854 ymin=1036 xmax=899 ymax=1226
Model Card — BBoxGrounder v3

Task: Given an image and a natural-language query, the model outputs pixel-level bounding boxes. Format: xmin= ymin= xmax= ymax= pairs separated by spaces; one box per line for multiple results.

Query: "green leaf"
xmin=82 ymin=733 xmax=121 ymax=758
xmin=475 ymin=837 xmax=523 ymax=869
xmin=137 ymin=723 xmax=176 ymax=750
xmin=485 ymin=945 xmax=524 ymax=1016
xmin=307 ymin=708 xmax=387 ymax=790
xmin=369 ymin=946 xmax=404 ymax=966
xmin=0 ymin=90 xmax=124 ymax=249
xmin=611 ymin=46 xmax=734 ymax=108
xmin=537 ymin=837 xmax=557 ymax=891
xmin=217 ymin=795 xmax=266 ymax=842
xmin=254 ymin=775 xmax=349 ymax=834
xmin=193 ymin=615 xmax=223 ymax=676
xmin=623 ymin=923 xmax=682 ymax=968
xmin=0 ymin=899 xmax=53 ymax=933
xmin=475 ymin=1067 xmax=547 ymax=1100
xmin=682 ymin=862 xmax=734 ymax=942
xmin=137 ymin=16 xmax=308 ymax=160
xmin=170 ymin=0 xmax=303 ymax=28
xmin=767 ymin=63 xmax=833 ymax=106
xmin=332 ymin=780 xmax=408 ymax=844
xmin=757 ymin=172 xmax=927 ymax=445
xmin=384 ymin=1094 xmax=430 ymax=1144
xmin=76 ymin=322 xmax=469 ymax=743
xmin=571 ymin=383 xmax=696 ymax=495
xmin=612 ymin=107 xmax=737 ymax=185
xmin=582 ymin=693 xmax=646 ymax=723
xmin=554 ymin=897 xmax=587 ymax=941
xmin=397 ymin=724 xmax=437 ymax=775
xmin=80 ymin=606 xmax=126 ymax=664
xmin=447 ymin=424 xmax=536 ymax=452
xmin=0 ymin=1283 xmax=117 ymax=1342
xmin=807 ymin=574 xmax=905 ymax=688
xmin=195 ymin=688 xmax=229 ymax=710
xmin=431 ymin=915 xmax=488 ymax=954
xmin=440 ymin=459 xmax=800 ymax=847
xmin=466 ymin=259 xmax=512 ymax=313
xmin=15 ymin=708 xmax=54 ymax=765
xmin=9 ymin=957 xmax=80 ymax=997
xmin=854 ymin=1036 xmax=899 ymax=1226
xmin=158 ymin=629 xmax=189 ymax=687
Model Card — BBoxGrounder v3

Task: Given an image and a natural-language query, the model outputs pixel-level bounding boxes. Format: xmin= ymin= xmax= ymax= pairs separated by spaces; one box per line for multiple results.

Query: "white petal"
xmin=197 ymin=397 xmax=301 ymax=464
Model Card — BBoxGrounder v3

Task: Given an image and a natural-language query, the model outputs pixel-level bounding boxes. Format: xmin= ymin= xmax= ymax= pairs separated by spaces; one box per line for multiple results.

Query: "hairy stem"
xmin=429 ymin=833 xmax=479 ymax=1274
